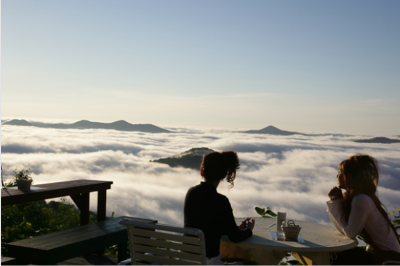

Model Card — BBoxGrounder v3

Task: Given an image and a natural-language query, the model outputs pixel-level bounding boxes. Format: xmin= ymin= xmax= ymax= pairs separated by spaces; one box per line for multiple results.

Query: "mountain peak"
xmin=263 ymin=125 xmax=278 ymax=130
xmin=242 ymin=125 xmax=304 ymax=136
xmin=111 ymin=120 xmax=129 ymax=124
xmin=2 ymin=119 xmax=32 ymax=126
xmin=73 ymin=120 xmax=91 ymax=124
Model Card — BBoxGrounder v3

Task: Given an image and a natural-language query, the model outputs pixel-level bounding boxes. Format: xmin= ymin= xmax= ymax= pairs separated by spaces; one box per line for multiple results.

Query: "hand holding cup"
xmin=328 ymin=186 xmax=343 ymax=200
xmin=239 ymin=218 xmax=255 ymax=230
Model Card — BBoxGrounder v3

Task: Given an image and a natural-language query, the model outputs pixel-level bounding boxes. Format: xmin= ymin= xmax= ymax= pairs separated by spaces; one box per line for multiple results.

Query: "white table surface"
xmin=220 ymin=217 xmax=358 ymax=265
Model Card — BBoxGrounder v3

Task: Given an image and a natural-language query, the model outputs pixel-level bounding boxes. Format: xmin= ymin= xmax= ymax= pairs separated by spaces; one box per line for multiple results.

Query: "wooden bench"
xmin=4 ymin=216 xmax=157 ymax=265
xmin=1 ymin=257 xmax=19 ymax=265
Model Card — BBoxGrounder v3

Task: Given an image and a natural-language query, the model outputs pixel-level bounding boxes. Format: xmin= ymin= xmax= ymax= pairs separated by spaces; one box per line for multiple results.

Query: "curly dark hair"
xmin=200 ymin=150 xmax=240 ymax=189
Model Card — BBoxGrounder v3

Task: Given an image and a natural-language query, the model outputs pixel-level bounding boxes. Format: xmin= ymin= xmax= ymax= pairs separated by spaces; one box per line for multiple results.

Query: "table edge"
xmin=222 ymin=217 xmax=359 ymax=252
xmin=221 ymin=236 xmax=358 ymax=252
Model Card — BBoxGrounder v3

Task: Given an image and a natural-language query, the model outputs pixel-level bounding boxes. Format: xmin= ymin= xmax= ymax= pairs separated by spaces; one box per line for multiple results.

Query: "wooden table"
xmin=220 ymin=217 xmax=358 ymax=265
xmin=1 ymin=180 xmax=113 ymax=225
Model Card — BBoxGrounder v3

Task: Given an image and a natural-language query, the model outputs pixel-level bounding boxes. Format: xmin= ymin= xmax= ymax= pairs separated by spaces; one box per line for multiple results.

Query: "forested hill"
xmin=354 ymin=137 xmax=400 ymax=144
xmin=151 ymin=147 xmax=214 ymax=170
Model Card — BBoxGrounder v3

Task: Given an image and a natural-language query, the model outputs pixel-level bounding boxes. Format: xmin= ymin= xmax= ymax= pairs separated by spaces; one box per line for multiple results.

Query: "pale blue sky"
xmin=2 ymin=0 xmax=400 ymax=134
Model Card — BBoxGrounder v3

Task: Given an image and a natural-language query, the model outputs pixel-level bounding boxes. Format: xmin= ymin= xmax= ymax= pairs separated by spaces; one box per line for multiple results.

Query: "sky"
xmin=2 ymin=123 xmax=400 ymax=226
xmin=2 ymin=0 xmax=400 ymax=134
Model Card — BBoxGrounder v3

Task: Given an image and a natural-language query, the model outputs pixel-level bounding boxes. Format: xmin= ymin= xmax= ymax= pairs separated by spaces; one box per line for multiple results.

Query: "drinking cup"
xmin=276 ymin=212 xmax=286 ymax=233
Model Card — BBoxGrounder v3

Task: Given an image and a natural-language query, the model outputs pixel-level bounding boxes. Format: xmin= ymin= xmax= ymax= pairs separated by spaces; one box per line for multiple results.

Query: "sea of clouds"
xmin=1 ymin=121 xmax=400 ymax=227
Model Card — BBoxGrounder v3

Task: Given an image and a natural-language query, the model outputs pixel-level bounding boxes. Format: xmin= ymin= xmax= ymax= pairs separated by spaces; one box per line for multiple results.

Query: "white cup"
xmin=276 ymin=212 xmax=286 ymax=233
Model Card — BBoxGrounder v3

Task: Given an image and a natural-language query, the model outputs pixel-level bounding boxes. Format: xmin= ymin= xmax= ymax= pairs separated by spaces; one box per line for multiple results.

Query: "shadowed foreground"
xmin=58 ymin=254 xmax=118 ymax=265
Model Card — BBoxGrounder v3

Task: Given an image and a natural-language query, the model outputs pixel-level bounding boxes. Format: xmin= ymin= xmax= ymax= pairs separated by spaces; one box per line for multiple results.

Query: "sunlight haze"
xmin=2 ymin=0 xmax=400 ymax=135
xmin=1 ymin=1 xmax=400 ymax=252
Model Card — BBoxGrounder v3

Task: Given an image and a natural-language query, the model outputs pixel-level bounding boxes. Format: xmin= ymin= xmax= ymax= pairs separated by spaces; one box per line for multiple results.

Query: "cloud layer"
xmin=2 ymin=123 xmax=400 ymax=227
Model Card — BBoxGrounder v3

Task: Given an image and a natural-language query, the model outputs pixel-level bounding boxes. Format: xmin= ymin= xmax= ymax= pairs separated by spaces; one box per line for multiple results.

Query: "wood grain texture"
xmin=1 ymin=180 xmax=112 ymax=206
xmin=135 ymin=253 xmax=199 ymax=265
xmin=97 ymin=190 xmax=107 ymax=222
xmin=130 ymin=237 xmax=202 ymax=253
xmin=5 ymin=216 xmax=157 ymax=265
xmin=134 ymin=245 xmax=203 ymax=261
xmin=131 ymin=228 xmax=201 ymax=245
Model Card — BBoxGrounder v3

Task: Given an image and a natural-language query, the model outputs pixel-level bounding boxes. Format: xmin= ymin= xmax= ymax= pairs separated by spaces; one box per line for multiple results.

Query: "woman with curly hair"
xmin=327 ymin=154 xmax=400 ymax=264
xmin=184 ymin=150 xmax=255 ymax=265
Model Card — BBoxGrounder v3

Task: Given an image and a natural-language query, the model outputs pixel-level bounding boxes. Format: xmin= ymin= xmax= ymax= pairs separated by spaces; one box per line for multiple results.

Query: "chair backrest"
xmin=119 ymin=219 xmax=207 ymax=265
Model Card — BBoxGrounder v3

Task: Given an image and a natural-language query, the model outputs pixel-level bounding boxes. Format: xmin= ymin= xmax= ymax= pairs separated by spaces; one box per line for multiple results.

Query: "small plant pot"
xmin=16 ymin=179 xmax=33 ymax=190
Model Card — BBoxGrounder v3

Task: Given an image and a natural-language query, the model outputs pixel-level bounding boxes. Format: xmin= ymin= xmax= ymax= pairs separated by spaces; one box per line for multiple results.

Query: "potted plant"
xmin=14 ymin=167 xmax=33 ymax=190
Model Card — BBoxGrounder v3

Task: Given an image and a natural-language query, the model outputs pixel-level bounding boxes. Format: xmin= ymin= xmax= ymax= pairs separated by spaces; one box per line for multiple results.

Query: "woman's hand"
xmin=328 ymin=186 xmax=343 ymax=200
xmin=239 ymin=218 xmax=251 ymax=229
xmin=239 ymin=218 xmax=255 ymax=230
xmin=246 ymin=219 xmax=255 ymax=230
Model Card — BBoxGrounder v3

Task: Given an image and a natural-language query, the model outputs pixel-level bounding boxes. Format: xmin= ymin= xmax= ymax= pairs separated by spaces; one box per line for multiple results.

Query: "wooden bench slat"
xmin=130 ymin=237 xmax=202 ymax=253
xmin=1 ymin=256 xmax=20 ymax=265
xmin=135 ymin=261 xmax=149 ymax=265
xmin=134 ymin=245 xmax=203 ymax=261
xmin=8 ymin=219 xmax=127 ymax=250
xmin=135 ymin=253 xmax=200 ymax=265
xmin=132 ymin=228 xmax=201 ymax=245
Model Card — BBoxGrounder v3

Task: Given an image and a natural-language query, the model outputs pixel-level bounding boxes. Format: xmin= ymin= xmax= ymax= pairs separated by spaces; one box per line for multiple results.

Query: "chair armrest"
xmin=118 ymin=258 xmax=131 ymax=265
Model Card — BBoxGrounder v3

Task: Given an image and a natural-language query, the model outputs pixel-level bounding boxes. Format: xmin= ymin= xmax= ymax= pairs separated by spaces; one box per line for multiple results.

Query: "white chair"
xmin=119 ymin=219 xmax=207 ymax=265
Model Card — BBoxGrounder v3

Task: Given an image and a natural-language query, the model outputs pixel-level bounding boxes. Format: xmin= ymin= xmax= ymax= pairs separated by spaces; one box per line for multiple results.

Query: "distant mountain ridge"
xmin=2 ymin=119 xmax=170 ymax=133
xmin=354 ymin=137 xmax=400 ymax=144
xmin=242 ymin=125 xmax=304 ymax=136
xmin=3 ymin=119 xmax=33 ymax=126
xmin=151 ymin=147 xmax=214 ymax=170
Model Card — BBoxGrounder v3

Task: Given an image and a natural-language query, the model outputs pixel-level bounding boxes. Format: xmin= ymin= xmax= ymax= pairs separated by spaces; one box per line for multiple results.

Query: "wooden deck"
xmin=2 ymin=254 xmax=118 ymax=265
xmin=58 ymin=254 xmax=118 ymax=265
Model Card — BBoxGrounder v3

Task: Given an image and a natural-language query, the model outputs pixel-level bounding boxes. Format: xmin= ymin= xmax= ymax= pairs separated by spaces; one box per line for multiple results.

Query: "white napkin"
xmin=269 ymin=231 xmax=305 ymax=243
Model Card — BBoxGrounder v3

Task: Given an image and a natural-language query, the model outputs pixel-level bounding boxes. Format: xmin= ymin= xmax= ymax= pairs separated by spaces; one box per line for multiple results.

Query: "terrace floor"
xmin=58 ymin=254 xmax=118 ymax=265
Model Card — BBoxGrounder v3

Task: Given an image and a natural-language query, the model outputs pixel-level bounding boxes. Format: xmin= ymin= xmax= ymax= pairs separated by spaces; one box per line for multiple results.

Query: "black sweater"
xmin=184 ymin=182 xmax=252 ymax=258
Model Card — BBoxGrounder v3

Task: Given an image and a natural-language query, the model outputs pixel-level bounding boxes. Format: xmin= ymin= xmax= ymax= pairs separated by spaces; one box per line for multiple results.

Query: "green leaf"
xmin=390 ymin=211 xmax=395 ymax=218
xmin=266 ymin=210 xmax=277 ymax=217
xmin=255 ymin=207 xmax=266 ymax=216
